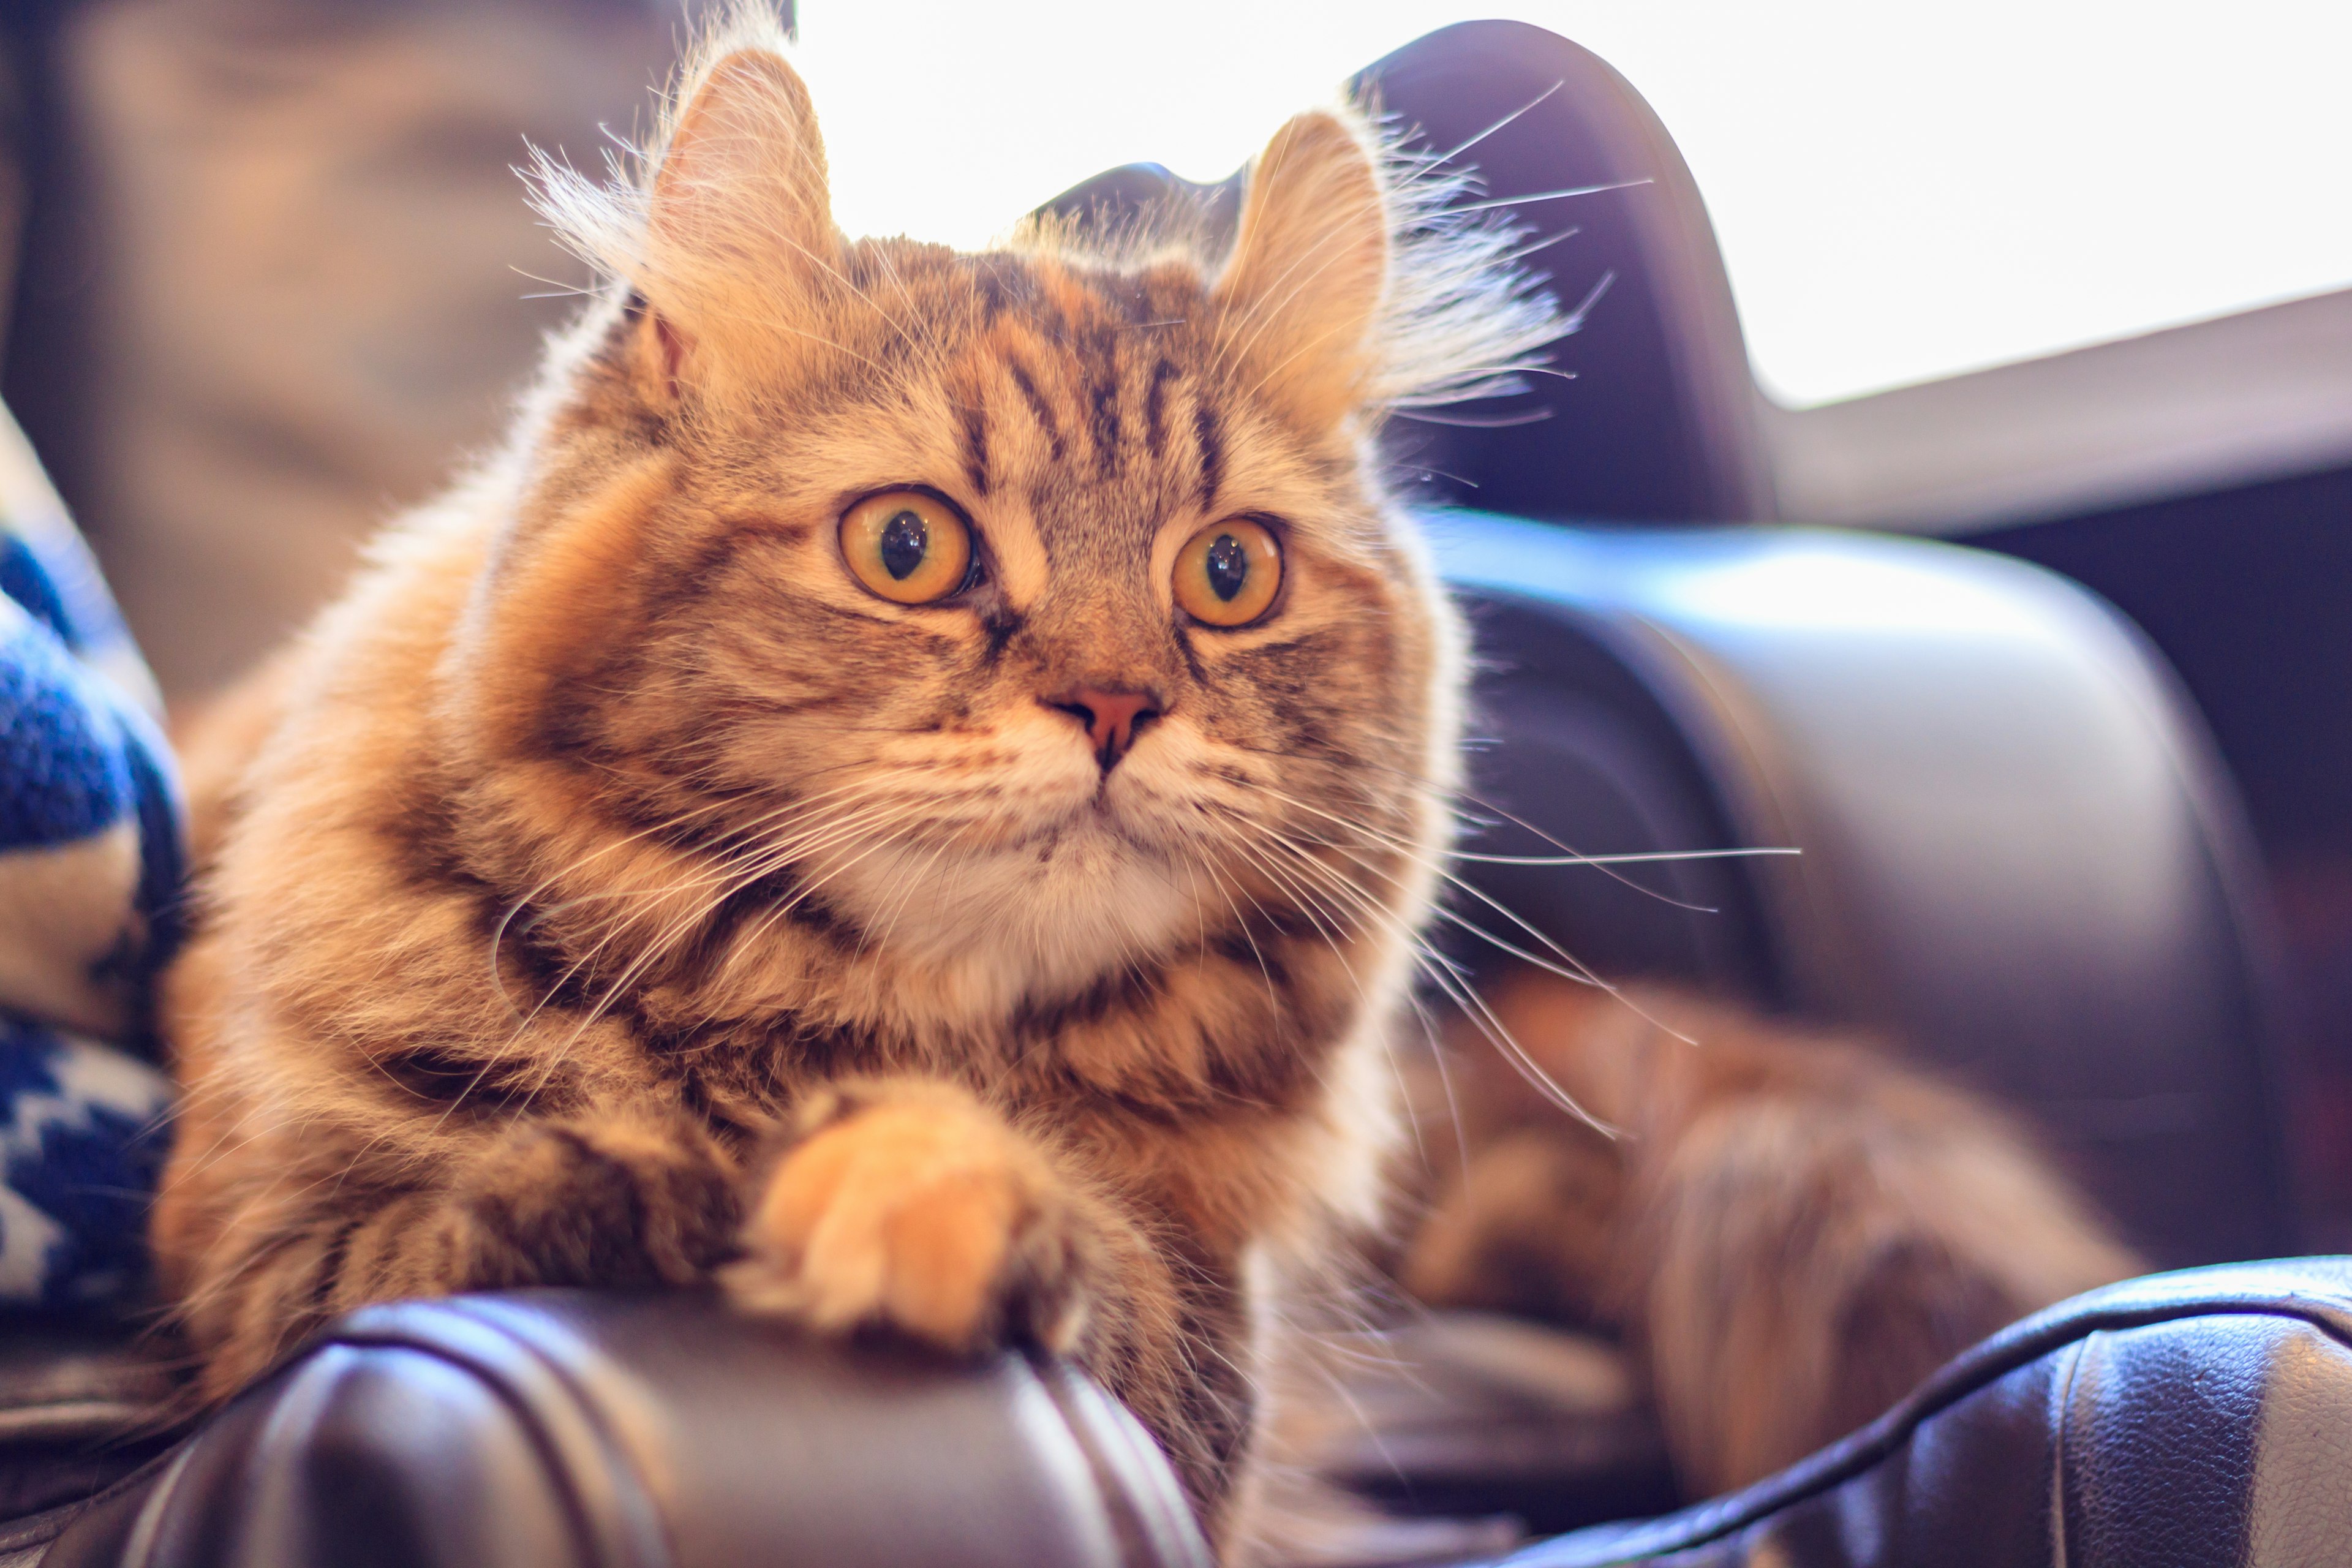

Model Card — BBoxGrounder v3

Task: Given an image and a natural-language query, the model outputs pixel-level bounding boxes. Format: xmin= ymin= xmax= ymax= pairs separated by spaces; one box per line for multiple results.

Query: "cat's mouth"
xmin=819 ymin=715 xmax=1236 ymax=887
xmin=1008 ymin=791 xmax=1163 ymax=859
xmin=810 ymin=785 xmax=1200 ymax=1001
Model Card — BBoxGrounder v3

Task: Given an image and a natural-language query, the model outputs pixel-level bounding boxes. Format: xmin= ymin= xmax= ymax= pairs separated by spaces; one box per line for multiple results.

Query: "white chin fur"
xmin=822 ymin=821 xmax=1194 ymax=1015
xmin=810 ymin=721 xmax=1210 ymax=1017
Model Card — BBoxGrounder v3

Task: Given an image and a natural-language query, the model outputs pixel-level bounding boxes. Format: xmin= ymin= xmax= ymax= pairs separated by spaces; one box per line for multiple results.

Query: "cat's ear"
xmin=638 ymin=44 xmax=837 ymax=394
xmin=1213 ymin=110 xmax=1390 ymax=429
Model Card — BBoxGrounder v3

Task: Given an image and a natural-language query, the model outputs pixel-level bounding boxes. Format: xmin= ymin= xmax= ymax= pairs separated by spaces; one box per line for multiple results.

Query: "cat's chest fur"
xmin=586 ymin=882 xmax=1389 ymax=1174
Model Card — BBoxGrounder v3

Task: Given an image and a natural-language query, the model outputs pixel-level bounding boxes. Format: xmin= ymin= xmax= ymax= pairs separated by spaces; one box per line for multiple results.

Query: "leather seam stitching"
xmin=2048 ymin=1333 xmax=2089 ymax=1568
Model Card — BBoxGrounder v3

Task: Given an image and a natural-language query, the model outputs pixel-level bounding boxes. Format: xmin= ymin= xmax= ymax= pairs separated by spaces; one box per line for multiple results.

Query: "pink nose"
xmin=1047 ymin=687 xmax=1161 ymax=769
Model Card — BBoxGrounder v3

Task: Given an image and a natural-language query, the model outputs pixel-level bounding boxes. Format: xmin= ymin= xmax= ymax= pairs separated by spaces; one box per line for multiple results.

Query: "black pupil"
xmin=878 ymin=510 xmax=929 ymax=580
xmin=1204 ymin=533 xmax=1250 ymax=602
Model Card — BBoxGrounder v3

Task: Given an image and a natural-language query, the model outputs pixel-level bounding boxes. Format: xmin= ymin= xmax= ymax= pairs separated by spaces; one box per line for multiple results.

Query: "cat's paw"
xmin=725 ymin=1085 xmax=1095 ymax=1354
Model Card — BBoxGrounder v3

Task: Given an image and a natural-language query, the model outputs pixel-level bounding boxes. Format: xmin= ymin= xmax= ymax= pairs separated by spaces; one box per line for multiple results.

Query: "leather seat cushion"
xmin=1509 ymin=1259 xmax=2352 ymax=1566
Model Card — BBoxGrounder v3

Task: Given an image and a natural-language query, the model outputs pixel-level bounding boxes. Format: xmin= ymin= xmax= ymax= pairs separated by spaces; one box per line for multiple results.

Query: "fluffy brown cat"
xmin=153 ymin=7 xmax=2136 ymax=1553
xmin=153 ymin=8 xmax=1562 ymax=1551
xmin=1398 ymin=967 xmax=2139 ymax=1498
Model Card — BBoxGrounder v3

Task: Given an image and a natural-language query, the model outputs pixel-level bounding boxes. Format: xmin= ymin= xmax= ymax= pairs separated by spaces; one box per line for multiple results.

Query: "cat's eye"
xmin=1172 ymin=518 xmax=1283 ymax=627
xmin=839 ymin=490 xmax=975 ymax=605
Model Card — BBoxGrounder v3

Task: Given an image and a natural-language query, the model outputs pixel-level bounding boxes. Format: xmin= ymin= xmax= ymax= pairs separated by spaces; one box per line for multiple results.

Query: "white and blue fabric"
xmin=0 ymin=409 xmax=180 ymax=1308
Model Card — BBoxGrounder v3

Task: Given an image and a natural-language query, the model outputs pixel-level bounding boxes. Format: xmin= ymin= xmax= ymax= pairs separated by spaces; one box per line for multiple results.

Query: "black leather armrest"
xmin=35 ymin=1291 xmax=1209 ymax=1568
xmin=1509 ymin=1257 xmax=2352 ymax=1567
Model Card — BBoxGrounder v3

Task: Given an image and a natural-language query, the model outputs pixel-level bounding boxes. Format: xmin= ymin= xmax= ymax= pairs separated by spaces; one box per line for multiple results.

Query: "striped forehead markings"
xmin=1144 ymin=358 xmax=1180 ymax=459
xmin=1006 ymin=358 xmax=1066 ymax=464
xmin=958 ymin=403 xmax=990 ymax=498
xmin=1193 ymin=401 xmax=1224 ymax=513
xmin=986 ymin=330 xmax=1223 ymax=520
xmin=1089 ymin=368 xmax=1122 ymax=478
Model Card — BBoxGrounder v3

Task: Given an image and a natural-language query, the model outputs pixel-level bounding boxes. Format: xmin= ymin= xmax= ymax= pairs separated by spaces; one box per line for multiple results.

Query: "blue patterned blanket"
xmin=0 ymin=409 xmax=181 ymax=1308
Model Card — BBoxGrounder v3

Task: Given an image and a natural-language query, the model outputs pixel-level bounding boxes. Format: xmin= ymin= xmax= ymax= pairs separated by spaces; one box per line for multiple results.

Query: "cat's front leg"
xmin=727 ymin=1079 xmax=1253 ymax=1542
xmin=165 ymin=1103 xmax=746 ymax=1400
xmin=725 ymin=1079 xmax=1106 ymax=1354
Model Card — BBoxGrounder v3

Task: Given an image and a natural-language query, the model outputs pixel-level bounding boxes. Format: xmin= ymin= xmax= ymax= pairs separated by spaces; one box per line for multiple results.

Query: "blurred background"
xmin=0 ymin=0 xmax=2344 ymax=1241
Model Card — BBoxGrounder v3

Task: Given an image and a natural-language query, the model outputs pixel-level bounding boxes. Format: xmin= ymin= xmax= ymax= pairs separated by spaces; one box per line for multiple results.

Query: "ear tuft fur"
xmin=1212 ymin=110 xmax=1392 ymax=426
xmin=526 ymin=2 xmax=832 ymax=371
xmin=1030 ymin=97 xmax=1575 ymax=430
xmin=1355 ymin=98 xmax=1580 ymax=415
xmin=531 ymin=12 xmax=1570 ymax=422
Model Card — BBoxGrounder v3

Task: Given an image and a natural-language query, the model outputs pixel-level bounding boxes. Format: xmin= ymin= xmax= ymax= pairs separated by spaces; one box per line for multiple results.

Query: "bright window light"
xmin=796 ymin=1 xmax=2352 ymax=408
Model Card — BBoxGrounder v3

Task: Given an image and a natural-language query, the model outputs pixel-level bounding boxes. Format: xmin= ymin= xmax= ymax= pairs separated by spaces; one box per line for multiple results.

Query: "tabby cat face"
xmin=639 ymin=285 xmax=1437 ymax=997
xmin=459 ymin=42 xmax=1552 ymax=1016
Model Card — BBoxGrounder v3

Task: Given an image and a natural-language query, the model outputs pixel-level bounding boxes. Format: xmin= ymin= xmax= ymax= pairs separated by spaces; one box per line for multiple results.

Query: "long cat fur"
xmin=1398 ymin=967 xmax=2138 ymax=1497
xmin=154 ymin=6 xmax=2133 ymax=1551
xmin=154 ymin=7 xmax=1561 ymax=1552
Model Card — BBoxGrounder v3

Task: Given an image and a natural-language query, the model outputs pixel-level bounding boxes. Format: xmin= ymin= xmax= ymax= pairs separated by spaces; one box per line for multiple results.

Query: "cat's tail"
xmin=1400 ymin=968 xmax=2140 ymax=1495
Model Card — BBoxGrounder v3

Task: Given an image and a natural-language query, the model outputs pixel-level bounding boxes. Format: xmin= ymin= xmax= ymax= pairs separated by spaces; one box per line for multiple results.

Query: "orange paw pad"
xmin=728 ymin=1097 xmax=1075 ymax=1352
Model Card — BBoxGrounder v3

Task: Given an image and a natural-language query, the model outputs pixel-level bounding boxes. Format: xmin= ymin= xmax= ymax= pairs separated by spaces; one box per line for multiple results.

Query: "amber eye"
xmin=1172 ymin=518 xmax=1283 ymax=627
xmin=839 ymin=491 xmax=974 ymax=605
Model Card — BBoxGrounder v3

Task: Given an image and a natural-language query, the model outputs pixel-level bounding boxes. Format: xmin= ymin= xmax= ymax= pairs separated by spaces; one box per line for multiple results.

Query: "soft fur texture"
xmin=155 ymin=8 xmax=2139 ymax=1549
xmin=154 ymin=8 xmax=1563 ymax=1551
xmin=1399 ymin=966 xmax=2139 ymax=1496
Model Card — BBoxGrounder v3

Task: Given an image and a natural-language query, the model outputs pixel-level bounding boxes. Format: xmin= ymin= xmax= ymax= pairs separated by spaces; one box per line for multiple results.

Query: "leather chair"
xmin=15 ymin=1262 xmax=2352 ymax=1568
xmin=4 ymin=18 xmax=2336 ymax=1568
xmin=24 ymin=1293 xmax=1212 ymax=1568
